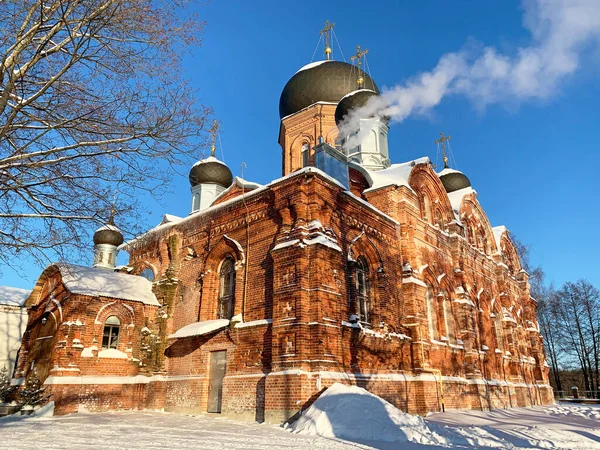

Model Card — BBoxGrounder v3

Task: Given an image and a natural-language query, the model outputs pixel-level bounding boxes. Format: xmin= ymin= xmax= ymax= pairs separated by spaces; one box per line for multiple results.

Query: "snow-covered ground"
xmin=1 ymin=388 xmax=599 ymax=449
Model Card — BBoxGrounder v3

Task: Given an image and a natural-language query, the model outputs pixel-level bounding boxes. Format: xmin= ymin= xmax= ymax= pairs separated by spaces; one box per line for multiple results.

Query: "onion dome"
xmin=334 ymin=89 xmax=389 ymax=126
xmin=93 ymin=221 xmax=124 ymax=246
xmin=188 ymin=156 xmax=233 ymax=188
xmin=279 ymin=60 xmax=379 ymax=119
xmin=438 ymin=167 xmax=472 ymax=193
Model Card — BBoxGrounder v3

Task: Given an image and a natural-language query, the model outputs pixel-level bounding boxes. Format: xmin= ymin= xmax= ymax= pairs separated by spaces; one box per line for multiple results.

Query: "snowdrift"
xmin=290 ymin=382 xmax=447 ymax=445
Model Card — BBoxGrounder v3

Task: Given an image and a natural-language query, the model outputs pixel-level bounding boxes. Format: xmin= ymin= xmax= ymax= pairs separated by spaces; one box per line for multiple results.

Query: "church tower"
xmin=188 ymin=120 xmax=233 ymax=213
xmin=93 ymin=215 xmax=124 ymax=269
xmin=277 ymin=23 xmax=380 ymax=176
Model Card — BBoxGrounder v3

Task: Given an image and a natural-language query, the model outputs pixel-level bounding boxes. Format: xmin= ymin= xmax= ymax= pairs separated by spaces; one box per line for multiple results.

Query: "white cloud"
xmin=338 ymin=0 xmax=600 ymax=147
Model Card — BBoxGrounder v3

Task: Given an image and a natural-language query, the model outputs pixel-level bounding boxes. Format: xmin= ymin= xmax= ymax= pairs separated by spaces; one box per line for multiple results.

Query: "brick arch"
xmin=408 ymin=163 xmax=454 ymax=227
xmin=94 ymin=302 xmax=135 ymax=350
xmin=347 ymin=231 xmax=383 ymax=273
xmin=460 ymin=194 xmax=498 ymax=255
xmin=289 ymin=133 xmax=315 ymax=172
xmin=200 ymin=235 xmax=245 ymax=321
xmin=499 ymin=233 xmax=522 ymax=274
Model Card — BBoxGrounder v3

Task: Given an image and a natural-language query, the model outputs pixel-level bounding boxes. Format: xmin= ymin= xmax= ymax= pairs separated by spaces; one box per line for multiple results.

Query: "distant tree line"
xmin=515 ymin=238 xmax=600 ymax=397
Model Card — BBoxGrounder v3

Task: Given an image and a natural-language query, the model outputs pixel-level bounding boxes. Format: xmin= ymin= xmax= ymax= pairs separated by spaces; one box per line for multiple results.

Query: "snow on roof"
xmin=339 ymin=88 xmax=377 ymax=103
xmin=168 ymin=319 xmax=230 ymax=339
xmin=294 ymin=60 xmax=331 ymax=74
xmin=446 ymin=186 xmax=477 ymax=213
xmin=364 ymin=157 xmax=430 ymax=194
xmin=94 ymin=223 xmax=121 ymax=233
xmin=56 ymin=263 xmax=159 ymax=306
xmin=211 ymin=176 xmax=264 ymax=205
xmin=122 ymin=166 xmax=398 ymax=250
xmin=492 ymin=225 xmax=508 ymax=249
xmin=0 ymin=285 xmax=31 ymax=306
xmin=437 ymin=167 xmax=463 ymax=177
xmin=158 ymin=214 xmax=182 ymax=227
xmin=191 ymin=155 xmax=227 ymax=168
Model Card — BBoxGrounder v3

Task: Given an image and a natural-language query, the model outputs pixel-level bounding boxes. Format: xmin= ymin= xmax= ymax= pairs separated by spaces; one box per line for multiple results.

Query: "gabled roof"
xmin=0 ymin=285 xmax=31 ymax=307
xmin=55 ymin=263 xmax=159 ymax=306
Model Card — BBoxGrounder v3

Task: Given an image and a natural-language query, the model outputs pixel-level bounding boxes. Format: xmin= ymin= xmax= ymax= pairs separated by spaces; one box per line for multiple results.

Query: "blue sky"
xmin=3 ymin=0 xmax=599 ymax=290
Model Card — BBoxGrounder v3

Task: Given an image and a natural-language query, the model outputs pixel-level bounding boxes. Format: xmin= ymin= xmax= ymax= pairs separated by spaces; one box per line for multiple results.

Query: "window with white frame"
xmin=102 ymin=316 xmax=120 ymax=349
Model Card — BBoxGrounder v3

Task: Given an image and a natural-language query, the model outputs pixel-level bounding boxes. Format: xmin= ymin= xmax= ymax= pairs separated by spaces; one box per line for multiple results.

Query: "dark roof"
xmin=335 ymin=89 xmax=389 ymax=126
xmin=279 ymin=60 xmax=379 ymax=119
xmin=189 ymin=156 xmax=233 ymax=188
xmin=438 ymin=168 xmax=472 ymax=193
xmin=93 ymin=224 xmax=124 ymax=246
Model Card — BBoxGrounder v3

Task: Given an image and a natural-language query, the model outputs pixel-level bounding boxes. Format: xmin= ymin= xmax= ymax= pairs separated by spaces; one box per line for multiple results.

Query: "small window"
xmin=301 ymin=143 xmax=310 ymax=167
xmin=218 ymin=256 xmax=236 ymax=319
xmin=356 ymin=256 xmax=370 ymax=323
xmin=140 ymin=268 xmax=155 ymax=282
xmin=102 ymin=316 xmax=120 ymax=349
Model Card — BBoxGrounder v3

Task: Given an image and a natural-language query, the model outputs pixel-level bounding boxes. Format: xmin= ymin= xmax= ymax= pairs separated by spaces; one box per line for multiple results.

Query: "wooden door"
xmin=207 ymin=351 xmax=227 ymax=413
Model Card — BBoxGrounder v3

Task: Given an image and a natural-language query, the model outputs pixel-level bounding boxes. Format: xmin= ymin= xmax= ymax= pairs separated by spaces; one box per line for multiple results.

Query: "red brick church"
xmin=14 ymin=40 xmax=553 ymax=421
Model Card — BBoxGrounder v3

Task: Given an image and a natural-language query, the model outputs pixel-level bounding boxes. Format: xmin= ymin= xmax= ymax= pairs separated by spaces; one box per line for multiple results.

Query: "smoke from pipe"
xmin=339 ymin=0 xmax=600 ymax=151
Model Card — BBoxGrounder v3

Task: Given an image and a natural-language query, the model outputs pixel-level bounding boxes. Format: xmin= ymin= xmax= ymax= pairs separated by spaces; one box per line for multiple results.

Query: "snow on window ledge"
xmin=98 ymin=348 xmax=128 ymax=359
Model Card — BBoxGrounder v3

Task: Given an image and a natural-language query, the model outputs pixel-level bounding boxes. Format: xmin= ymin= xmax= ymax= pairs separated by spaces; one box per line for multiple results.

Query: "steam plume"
xmin=339 ymin=0 xmax=600 ymax=150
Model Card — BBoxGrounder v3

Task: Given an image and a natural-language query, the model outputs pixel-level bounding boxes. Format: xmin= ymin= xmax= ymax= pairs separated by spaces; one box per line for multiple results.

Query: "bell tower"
xmin=277 ymin=22 xmax=380 ymax=176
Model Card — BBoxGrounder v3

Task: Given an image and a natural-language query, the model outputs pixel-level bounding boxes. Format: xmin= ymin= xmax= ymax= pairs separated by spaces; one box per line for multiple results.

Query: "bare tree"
xmin=0 ymin=0 xmax=210 ymax=271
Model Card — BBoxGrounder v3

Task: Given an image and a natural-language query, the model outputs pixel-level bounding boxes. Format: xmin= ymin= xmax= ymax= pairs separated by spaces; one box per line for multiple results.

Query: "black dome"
xmin=93 ymin=224 xmax=124 ymax=246
xmin=189 ymin=156 xmax=233 ymax=188
xmin=438 ymin=168 xmax=472 ymax=193
xmin=335 ymin=89 xmax=389 ymax=126
xmin=279 ymin=60 xmax=379 ymax=119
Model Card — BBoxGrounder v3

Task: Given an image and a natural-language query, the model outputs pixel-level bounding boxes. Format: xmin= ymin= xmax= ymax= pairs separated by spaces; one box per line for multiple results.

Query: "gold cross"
xmin=350 ymin=45 xmax=369 ymax=88
xmin=435 ymin=132 xmax=451 ymax=168
xmin=320 ymin=20 xmax=335 ymax=60
xmin=209 ymin=119 xmax=220 ymax=157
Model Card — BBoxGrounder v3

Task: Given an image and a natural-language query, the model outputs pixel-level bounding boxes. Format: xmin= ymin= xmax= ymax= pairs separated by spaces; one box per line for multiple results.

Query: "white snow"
xmin=294 ymin=60 xmax=331 ymax=74
xmin=56 ymin=263 xmax=159 ymax=306
xmin=364 ymin=157 xmax=430 ymax=194
xmin=168 ymin=319 xmax=230 ymax=339
xmin=94 ymin=223 xmax=121 ymax=233
xmin=446 ymin=186 xmax=477 ymax=213
xmin=0 ymin=285 xmax=31 ymax=306
xmin=1 ymin=398 xmax=599 ymax=449
xmin=291 ymin=383 xmax=446 ymax=445
xmin=437 ymin=167 xmax=463 ymax=177
xmin=97 ymin=348 xmax=128 ymax=359
xmin=191 ymin=155 xmax=228 ymax=168
xmin=492 ymin=225 xmax=508 ymax=249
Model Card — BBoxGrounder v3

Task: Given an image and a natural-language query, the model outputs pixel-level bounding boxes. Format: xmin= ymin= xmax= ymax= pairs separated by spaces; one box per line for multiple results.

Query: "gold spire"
xmin=320 ymin=20 xmax=335 ymax=60
xmin=209 ymin=119 xmax=220 ymax=157
xmin=435 ymin=132 xmax=451 ymax=168
xmin=350 ymin=45 xmax=368 ymax=88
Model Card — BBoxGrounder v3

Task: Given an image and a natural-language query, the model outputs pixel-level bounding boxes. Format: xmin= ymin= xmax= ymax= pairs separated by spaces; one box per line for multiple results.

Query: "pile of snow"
xmin=290 ymin=383 xmax=447 ymax=445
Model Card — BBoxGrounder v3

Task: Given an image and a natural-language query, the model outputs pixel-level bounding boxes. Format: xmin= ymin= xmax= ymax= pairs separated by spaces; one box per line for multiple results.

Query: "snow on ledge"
xmin=0 ymin=285 xmax=32 ymax=306
xmin=98 ymin=348 xmax=128 ymax=359
xmin=168 ymin=319 xmax=230 ymax=339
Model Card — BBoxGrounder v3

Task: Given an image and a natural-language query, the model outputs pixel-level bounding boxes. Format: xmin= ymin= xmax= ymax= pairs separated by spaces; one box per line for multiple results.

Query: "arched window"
xmin=355 ymin=256 xmax=371 ymax=323
xmin=493 ymin=309 xmax=504 ymax=351
xmin=140 ymin=268 xmax=155 ymax=282
xmin=301 ymin=142 xmax=310 ymax=167
xmin=426 ymin=285 xmax=439 ymax=340
xmin=218 ymin=256 xmax=236 ymax=319
xmin=441 ymin=293 xmax=456 ymax=344
xmin=102 ymin=316 xmax=120 ymax=349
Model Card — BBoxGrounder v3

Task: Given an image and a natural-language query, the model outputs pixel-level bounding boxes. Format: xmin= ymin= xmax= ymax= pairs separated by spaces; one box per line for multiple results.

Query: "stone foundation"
xmin=43 ymin=372 xmax=554 ymax=421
